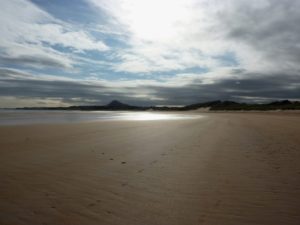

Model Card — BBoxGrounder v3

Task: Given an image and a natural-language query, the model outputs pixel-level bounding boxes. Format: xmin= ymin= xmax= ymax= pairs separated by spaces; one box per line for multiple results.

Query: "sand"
xmin=0 ymin=112 xmax=300 ymax=225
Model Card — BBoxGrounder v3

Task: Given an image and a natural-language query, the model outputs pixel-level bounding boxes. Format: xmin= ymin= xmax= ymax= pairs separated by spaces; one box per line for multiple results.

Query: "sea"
xmin=0 ymin=110 xmax=202 ymax=126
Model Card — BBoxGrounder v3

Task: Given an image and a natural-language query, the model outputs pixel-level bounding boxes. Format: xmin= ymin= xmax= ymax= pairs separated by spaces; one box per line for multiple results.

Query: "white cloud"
xmin=88 ymin=0 xmax=300 ymax=76
xmin=87 ymin=0 xmax=232 ymax=73
xmin=0 ymin=0 xmax=108 ymax=69
xmin=26 ymin=23 xmax=109 ymax=52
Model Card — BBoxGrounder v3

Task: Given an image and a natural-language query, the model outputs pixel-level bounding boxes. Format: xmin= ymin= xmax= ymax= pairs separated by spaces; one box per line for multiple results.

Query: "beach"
xmin=0 ymin=112 xmax=300 ymax=225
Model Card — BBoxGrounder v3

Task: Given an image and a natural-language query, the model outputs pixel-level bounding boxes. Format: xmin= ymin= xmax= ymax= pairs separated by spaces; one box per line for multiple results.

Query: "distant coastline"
xmin=8 ymin=99 xmax=300 ymax=111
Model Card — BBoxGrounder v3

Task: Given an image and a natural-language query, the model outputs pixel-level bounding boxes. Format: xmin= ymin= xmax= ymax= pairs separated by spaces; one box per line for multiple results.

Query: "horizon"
xmin=1 ymin=99 xmax=298 ymax=110
xmin=1 ymin=0 xmax=300 ymax=107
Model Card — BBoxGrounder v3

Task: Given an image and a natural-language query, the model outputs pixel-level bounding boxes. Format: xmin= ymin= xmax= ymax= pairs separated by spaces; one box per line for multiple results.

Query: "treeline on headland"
xmin=15 ymin=99 xmax=300 ymax=111
xmin=182 ymin=100 xmax=300 ymax=111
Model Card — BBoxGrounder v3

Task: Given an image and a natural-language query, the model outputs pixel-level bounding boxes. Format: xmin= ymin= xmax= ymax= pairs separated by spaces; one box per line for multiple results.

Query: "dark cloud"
xmin=148 ymin=72 xmax=300 ymax=105
xmin=0 ymin=68 xmax=299 ymax=107
xmin=0 ymin=68 xmax=144 ymax=106
xmin=220 ymin=0 xmax=300 ymax=73
xmin=0 ymin=54 xmax=71 ymax=69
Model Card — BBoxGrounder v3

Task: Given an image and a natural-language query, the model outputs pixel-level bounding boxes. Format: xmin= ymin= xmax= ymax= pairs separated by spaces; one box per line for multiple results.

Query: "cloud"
xmin=88 ymin=0 xmax=300 ymax=76
xmin=0 ymin=0 xmax=299 ymax=107
xmin=0 ymin=44 xmax=73 ymax=69
xmin=0 ymin=67 xmax=299 ymax=107
xmin=0 ymin=0 xmax=108 ymax=69
xmin=218 ymin=0 xmax=300 ymax=74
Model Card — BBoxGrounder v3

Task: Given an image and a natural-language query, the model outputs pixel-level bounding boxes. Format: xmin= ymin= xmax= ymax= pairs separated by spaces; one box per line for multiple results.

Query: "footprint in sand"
xmin=88 ymin=203 xmax=96 ymax=207
xmin=214 ymin=200 xmax=222 ymax=208
xmin=274 ymin=166 xmax=280 ymax=170
xmin=150 ymin=160 xmax=158 ymax=165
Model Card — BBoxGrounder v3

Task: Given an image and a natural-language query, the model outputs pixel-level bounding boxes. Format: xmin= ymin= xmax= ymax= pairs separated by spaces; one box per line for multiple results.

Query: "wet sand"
xmin=0 ymin=113 xmax=300 ymax=225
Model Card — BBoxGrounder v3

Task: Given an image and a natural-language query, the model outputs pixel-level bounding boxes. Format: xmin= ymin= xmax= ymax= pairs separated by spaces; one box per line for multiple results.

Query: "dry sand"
xmin=0 ymin=113 xmax=300 ymax=225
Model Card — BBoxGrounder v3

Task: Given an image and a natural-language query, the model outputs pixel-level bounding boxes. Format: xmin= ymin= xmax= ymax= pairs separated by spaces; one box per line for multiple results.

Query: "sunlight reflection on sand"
xmin=119 ymin=112 xmax=203 ymax=121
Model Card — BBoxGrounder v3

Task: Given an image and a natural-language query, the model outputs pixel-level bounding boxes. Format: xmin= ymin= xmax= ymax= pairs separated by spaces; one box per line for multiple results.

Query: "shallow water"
xmin=0 ymin=110 xmax=202 ymax=125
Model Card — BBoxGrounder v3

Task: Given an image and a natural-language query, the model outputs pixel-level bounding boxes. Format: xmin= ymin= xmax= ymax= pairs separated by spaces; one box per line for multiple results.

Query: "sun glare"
xmin=120 ymin=112 xmax=201 ymax=121
xmin=122 ymin=0 xmax=190 ymax=40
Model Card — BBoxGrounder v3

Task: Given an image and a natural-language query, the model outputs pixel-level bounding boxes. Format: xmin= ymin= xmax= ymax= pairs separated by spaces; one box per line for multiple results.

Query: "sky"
xmin=0 ymin=0 xmax=300 ymax=107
